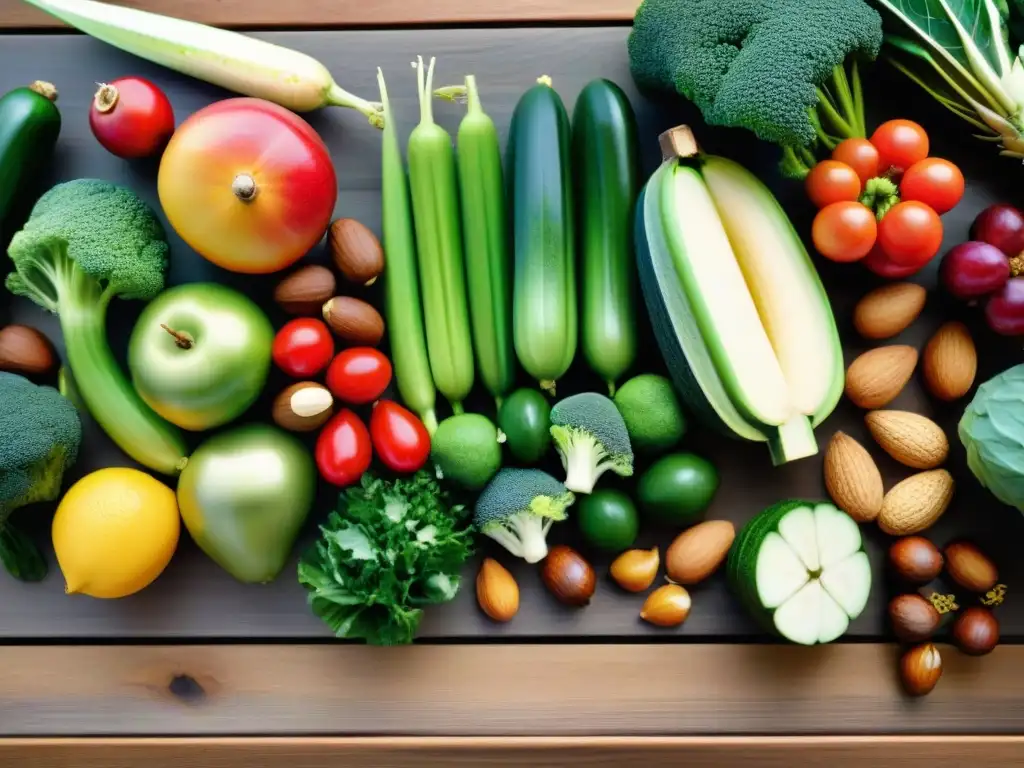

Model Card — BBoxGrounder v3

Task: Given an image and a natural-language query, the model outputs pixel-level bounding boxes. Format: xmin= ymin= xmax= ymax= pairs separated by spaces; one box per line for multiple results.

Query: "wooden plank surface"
xmin=2 ymin=644 xmax=1024 ymax=737
xmin=5 ymin=736 xmax=1024 ymax=768
xmin=1 ymin=0 xmax=639 ymax=30
xmin=1 ymin=28 xmax=1023 ymax=642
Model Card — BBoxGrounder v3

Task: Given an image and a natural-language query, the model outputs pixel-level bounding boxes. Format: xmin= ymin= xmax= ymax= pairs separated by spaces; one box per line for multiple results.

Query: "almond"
xmin=273 ymin=265 xmax=337 ymax=315
xmin=476 ymin=558 xmax=519 ymax=622
xmin=865 ymin=410 xmax=948 ymax=469
xmin=845 ymin=345 xmax=918 ymax=409
xmin=824 ymin=431 xmax=884 ymax=522
xmin=0 ymin=324 xmax=56 ymax=377
xmin=272 ymin=381 xmax=334 ymax=432
xmin=665 ymin=520 xmax=735 ymax=585
xmin=329 ymin=218 xmax=384 ymax=286
xmin=878 ymin=469 xmax=954 ymax=536
xmin=922 ymin=321 xmax=977 ymax=401
xmin=853 ymin=282 xmax=927 ymax=340
xmin=944 ymin=541 xmax=998 ymax=593
xmin=322 ymin=296 xmax=385 ymax=347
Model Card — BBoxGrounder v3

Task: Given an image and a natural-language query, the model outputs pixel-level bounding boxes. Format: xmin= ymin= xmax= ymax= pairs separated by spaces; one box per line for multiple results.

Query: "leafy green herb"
xmin=298 ymin=471 xmax=474 ymax=646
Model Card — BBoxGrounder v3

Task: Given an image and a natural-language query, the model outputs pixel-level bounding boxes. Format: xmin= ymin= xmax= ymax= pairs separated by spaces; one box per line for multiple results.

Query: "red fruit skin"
xmin=971 ymin=204 xmax=1024 ymax=258
xmin=272 ymin=318 xmax=334 ymax=378
xmin=370 ymin=400 xmax=430 ymax=473
xmin=899 ymin=158 xmax=964 ymax=215
xmin=863 ymin=243 xmax=923 ymax=279
xmin=89 ymin=76 xmax=175 ymax=159
xmin=315 ymin=409 xmax=373 ymax=487
xmin=878 ymin=201 xmax=943 ymax=267
xmin=326 ymin=347 xmax=393 ymax=405
xmin=939 ymin=242 xmax=1011 ymax=300
xmin=985 ymin=277 xmax=1024 ymax=335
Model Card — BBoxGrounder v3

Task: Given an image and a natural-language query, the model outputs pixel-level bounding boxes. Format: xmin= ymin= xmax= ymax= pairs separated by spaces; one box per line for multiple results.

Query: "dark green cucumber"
xmin=572 ymin=79 xmax=639 ymax=396
xmin=0 ymin=81 xmax=61 ymax=232
xmin=509 ymin=76 xmax=576 ymax=396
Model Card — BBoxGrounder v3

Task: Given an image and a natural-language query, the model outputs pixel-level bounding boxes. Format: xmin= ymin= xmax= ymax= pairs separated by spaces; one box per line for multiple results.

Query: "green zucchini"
xmin=572 ymin=79 xmax=639 ymax=396
xmin=509 ymin=76 xmax=576 ymax=397
xmin=727 ymin=501 xmax=871 ymax=645
xmin=0 ymin=81 xmax=61 ymax=232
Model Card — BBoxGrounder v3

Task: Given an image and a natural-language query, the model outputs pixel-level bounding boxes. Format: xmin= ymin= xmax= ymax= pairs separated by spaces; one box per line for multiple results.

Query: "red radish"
xmin=370 ymin=400 xmax=430 ymax=473
xmin=89 ymin=76 xmax=174 ymax=159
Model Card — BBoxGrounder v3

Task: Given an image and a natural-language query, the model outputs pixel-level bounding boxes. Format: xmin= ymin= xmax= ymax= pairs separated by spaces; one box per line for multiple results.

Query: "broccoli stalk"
xmin=5 ymin=179 xmax=188 ymax=475
xmin=548 ymin=393 xmax=634 ymax=495
xmin=474 ymin=469 xmax=575 ymax=563
xmin=628 ymin=0 xmax=883 ymax=179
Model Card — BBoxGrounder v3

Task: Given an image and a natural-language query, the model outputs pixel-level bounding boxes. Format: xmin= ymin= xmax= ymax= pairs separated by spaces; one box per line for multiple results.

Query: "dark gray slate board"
xmin=1 ymin=28 xmax=1023 ymax=641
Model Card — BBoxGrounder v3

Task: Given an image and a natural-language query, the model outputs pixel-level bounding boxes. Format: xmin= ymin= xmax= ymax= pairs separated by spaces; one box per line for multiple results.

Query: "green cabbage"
xmin=959 ymin=364 xmax=1024 ymax=513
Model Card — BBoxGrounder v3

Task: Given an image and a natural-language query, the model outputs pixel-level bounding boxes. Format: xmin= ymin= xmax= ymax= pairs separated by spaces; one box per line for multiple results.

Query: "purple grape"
xmin=985 ymin=277 xmax=1024 ymax=335
xmin=971 ymin=204 xmax=1024 ymax=258
xmin=939 ymin=241 xmax=1011 ymax=300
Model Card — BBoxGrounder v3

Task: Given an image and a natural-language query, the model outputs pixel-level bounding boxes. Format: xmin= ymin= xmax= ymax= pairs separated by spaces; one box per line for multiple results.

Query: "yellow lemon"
xmin=52 ymin=467 xmax=180 ymax=598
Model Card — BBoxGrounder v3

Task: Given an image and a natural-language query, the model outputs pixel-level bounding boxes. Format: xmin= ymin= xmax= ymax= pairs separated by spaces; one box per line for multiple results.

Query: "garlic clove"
xmin=640 ymin=584 xmax=691 ymax=627
xmin=610 ymin=547 xmax=659 ymax=592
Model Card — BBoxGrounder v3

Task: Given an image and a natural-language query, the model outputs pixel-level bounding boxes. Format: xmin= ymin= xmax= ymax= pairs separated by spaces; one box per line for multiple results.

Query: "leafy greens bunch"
xmin=298 ymin=471 xmax=474 ymax=645
xmin=878 ymin=0 xmax=1024 ymax=161
xmin=627 ymin=0 xmax=884 ymax=178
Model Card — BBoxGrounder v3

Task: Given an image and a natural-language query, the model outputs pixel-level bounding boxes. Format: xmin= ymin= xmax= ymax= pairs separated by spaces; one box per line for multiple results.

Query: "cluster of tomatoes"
xmin=272 ymin=318 xmax=430 ymax=485
xmin=806 ymin=119 xmax=965 ymax=278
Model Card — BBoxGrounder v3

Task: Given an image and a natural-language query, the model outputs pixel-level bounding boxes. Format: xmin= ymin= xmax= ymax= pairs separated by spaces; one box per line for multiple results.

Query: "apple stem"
xmin=161 ymin=324 xmax=193 ymax=350
xmin=232 ymin=173 xmax=258 ymax=202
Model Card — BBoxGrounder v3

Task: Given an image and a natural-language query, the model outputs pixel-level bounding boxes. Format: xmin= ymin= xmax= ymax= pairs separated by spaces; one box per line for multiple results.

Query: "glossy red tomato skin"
xmin=326 ymin=347 xmax=393 ymax=405
xmin=805 ymin=160 xmax=862 ymax=208
xmin=89 ymin=76 xmax=175 ymax=159
xmin=900 ymin=158 xmax=965 ymax=215
xmin=877 ymin=201 xmax=944 ymax=267
xmin=812 ymin=201 xmax=877 ymax=262
xmin=370 ymin=400 xmax=430 ymax=473
xmin=870 ymin=119 xmax=930 ymax=175
xmin=315 ymin=409 xmax=373 ymax=487
xmin=832 ymin=138 xmax=881 ymax=183
xmin=272 ymin=318 xmax=334 ymax=378
xmin=863 ymin=243 xmax=923 ymax=279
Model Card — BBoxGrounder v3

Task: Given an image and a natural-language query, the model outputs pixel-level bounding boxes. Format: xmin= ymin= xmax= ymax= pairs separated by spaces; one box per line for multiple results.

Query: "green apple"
xmin=129 ymin=283 xmax=274 ymax=431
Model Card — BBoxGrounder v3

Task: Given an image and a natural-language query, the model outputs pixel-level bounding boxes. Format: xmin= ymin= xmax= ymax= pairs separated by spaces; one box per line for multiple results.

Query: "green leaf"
xmin=0 ymin=525 xmax=47 ymax=582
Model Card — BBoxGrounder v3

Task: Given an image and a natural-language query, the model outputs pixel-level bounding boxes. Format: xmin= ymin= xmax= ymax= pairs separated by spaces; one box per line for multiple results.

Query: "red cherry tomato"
xmin=315 ymin=409 xmax=372 ymax=487
xmin=812 ymin=201 xmax=877 ymax=262
xmin=862 ymin=242 xmax=923 ymax=279
xmin=272 ymin=318 xmax=334 ymax=378
xmin=877 ymin=201 xmax=944 ymax=267
xmin=370 ymin=400 xmax=430 ymax=473
xmin=89 ymin=76 xmax=175 ymax=159
xmin=326 ymin=347 xmax=393 ymax=405
xmin=831 ymin=138 xmax=881 ymax=183
xmin=899 ymin=157 xmax=965 ymax=215
xmin=805 ymin=160 xmax=862 ymax=208
xmin=870 ymin=119 xmax=930 ymax=175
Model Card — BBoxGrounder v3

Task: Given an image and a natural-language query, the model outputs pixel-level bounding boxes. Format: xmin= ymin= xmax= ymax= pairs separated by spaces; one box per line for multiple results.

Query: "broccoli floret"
xmin=627 ymin=0 xmax=883 ymax=178
xmin=0 ymin=372 xmax=82 ymax=581
xmin=474 ymin=469 xmax=575 ymax=563
xmin=5 ymin=179 xmax=186 ymax=475
xmin=549 ymin=393 xmax=634 ymax=495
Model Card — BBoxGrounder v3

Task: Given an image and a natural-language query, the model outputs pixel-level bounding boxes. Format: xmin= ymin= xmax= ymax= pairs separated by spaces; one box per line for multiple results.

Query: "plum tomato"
xmin=315 ymin=409 xmax=372 ymax=487
xmin=985 ymin=277 xmax=1024 ymax=336
xmin=370 ymin=400 xmax=430 ymax=473
xmin=939 ymin=242 xmax=1011 ymax=300
xmin=89 ymin=76 xmax=175 ymax=159
xmin=272 ymin=318 xmax=334 ymax=378
xmin=971 ymin=204 xmax=1024 ymax=258
xmin=832 ymin=138 xmax=881 ymax=184
xmin=877 ymin=201 xmax=943 ymax=267
xmin=899 ymin=158 xmax=964 ymax=215
xmin=326 ymin=347 xmax=393 ymax=405
xmin=805 ymin=160 xmax=862 ymax=208
xmin=870 ymin=119 xmax=930 ymax=174
xmin=811 ymin=201 xmax=877 ymax=262
xmin=862 ymin=242 xmax=924 ymax=279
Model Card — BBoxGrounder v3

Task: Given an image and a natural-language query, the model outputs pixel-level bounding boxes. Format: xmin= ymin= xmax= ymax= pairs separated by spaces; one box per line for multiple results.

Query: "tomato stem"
xmin=93 ymin=83 xmax=118 ymax=113
xmin=860 ymin=176 xmax=900 ymax=221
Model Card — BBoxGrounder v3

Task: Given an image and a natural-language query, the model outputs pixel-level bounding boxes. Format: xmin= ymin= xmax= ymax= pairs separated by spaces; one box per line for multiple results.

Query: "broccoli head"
xmin=549 ymin=392 xmax=634 ymax=495
xmin=0 ymin=372 xmax=82 ymax=581
xmin=5 ymin=179 xmax=187 ymax=476
xmin=628 ymin=0 xmax=883 ymax=177
xmin=474 ymin=468 xmax=575 ymax=563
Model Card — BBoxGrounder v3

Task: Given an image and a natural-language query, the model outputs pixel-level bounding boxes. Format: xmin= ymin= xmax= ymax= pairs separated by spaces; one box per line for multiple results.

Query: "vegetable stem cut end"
xmin=659 ymin=125 xmax=699 ymax=161
xmin=160 ymin=324 xmax=194 ymax=349
xmin=231 ymin=173 xmax=258 ymax=203
xmin=93 ymin=82 xmax=119 ymax=113
xmin=540 ymin=379 xmax=557 ymax=397
xmin=326 ymin=82 xmax=385 ymax=129
xmin=29 ymin=80 xmax=58 ymax=102
xmin=767 ymin=416 xmax=818 ymax=466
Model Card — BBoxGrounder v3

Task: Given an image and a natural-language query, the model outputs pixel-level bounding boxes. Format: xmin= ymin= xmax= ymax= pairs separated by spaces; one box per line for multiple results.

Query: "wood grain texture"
xmin=1 ymin=29 xmax=1023 ymax=642
xmin=2 ymin=644 xmax=1024 ymax=736
xmin=0 ymin=0 xmax=639 ymax=29
xmin=5 ymin=736 xmax=1024 ymax=768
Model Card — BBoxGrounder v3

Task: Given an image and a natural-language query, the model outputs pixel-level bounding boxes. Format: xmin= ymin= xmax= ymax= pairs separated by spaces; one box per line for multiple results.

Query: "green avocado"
xmin=637 ymin=452 xmax=719 ymax=525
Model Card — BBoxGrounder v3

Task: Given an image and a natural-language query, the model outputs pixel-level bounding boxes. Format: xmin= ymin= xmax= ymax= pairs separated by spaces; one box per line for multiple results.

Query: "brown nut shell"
xmin=944 ymin=541 xmax=998 ymax=593
xmin=273 ymin=265 xmax=336 ymax=315
xmin=951 ymin=607 xmax=999 ymax=656
xmin=322 ymin=296 xmax=385 ymax=347
xmin=888 ymin=593 xmax=940 ymax=643
xmin=329 ymin=218 xmax=384 ymax=285
xmin=541 ymin=545 xmax=595 ymax=607
xmin=888 ymin=537 xmax=943 ymax=585
xmin=0 ymin=325 xmax=57 ymax=377
xmin=272 ymin=381 xmax=334 ymax=432
xmin=900 ymin=643 xmax=942 ymax=697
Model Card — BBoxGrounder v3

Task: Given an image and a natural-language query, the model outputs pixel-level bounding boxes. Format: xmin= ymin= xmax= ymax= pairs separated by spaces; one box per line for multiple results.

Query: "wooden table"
xmin=2 ymin=2 xmax=1024 ymax=765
